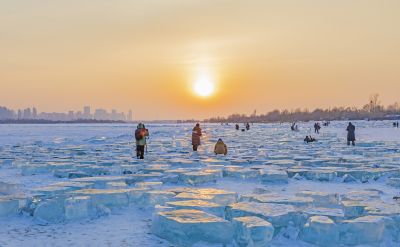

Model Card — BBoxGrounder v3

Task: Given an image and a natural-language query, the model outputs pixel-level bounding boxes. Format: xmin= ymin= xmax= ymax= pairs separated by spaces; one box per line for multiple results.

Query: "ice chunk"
xmin=233 ymin=216 xmax=274 ymax=247
xmin=152 ymin=209 xmax=233 ymax=246
xmin=53 ymin=169 xmax=89 ymax=179
xmin=154 ymin=204 xmax=174 ymax=213
xmin=341 ymin=200 xmax=367 ymax=218
xmin=124 ymin=173 xmax=162 ymax=185
xmin=106 ymin=181 xmax=127 ymax=189
xmin=186 ymin=188 xmax=238 ymax=206
xmin=70 ymin=189 xmax=129 ymax=208
xmin=51 ymin=181 xmax=92 ymax=190
xmin=292 ymin=173 xmax=304 ymax=180
xmin=0 ymin=197 xmax=19 ymax=217
xmin=65 ymin=196 xmax=90 ymax=221
xmin=135 ymin=181 xmax=163 ymax=190
xmin=137 ymin=190 xmax=176 ymax=208
xmin=166 ymin=200 xmax=225 ymax=217
xmin=72 ymin=176 xmax=126 ymax=189
xmin=21 ymin=164 xmax=49 ymax=176
xmin=342 ymin=174 xmax=357 ymax=183
xmin=181 ymin=171 xmax=218 ymax=185
xmin=296 ymin=191 xmax=339 ymax=207
xmin=0 ymin=182 xmax=20 ymax=195
xmin=305 ymin=170 xmax=337 ymax=182
xmin=223 ymin=167 xmax=259 ymax=180
xmin=124 ymin=187 xmax=150 ymax=203
xmin=31 ymin=186 xmax=74 ymax=198
xmin=387 ymin=177 xmax=400 ymax=188
xmin=300 ymin=216 xmax=339 ymax=246
xmin=161 ymin=174 xmax=180 ymax=183
xmin=34 ymin=199 xmax=64 ymax=223
xmin=247 ymin=193 xmax=313 ymax=208
xmin=364 ymin=202 xmax=400 ymax=240
xmin=260 ymin=169 xmax=288 ymax=183
xmin=341 ymin=189 xmax=382 ymax=201
xmin=142 ymin=164 xmax=170 ymax=174
xmin=303 ymin=207 xmax=345 ymax=221
xmin=226 ymin=202 xmax=301 ymax=228
xmin=340 ymin=216 xmax=387 ymax=245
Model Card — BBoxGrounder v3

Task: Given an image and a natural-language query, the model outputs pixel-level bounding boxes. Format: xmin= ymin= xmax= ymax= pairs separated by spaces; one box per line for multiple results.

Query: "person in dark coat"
xmin=314 ymin=122 xmax=321 ymax=134
xmin=304 ymin=136 xmax=316 ymax=143
xmin=191 ymin=123 xmax=202 ymax=151
xmin=235 ymin=124 xmax=240 ymax=130
xmin=346 ymin=122 xmax=356 ymax=146
xmin=135 ymin=123 xmax=149 ymax=159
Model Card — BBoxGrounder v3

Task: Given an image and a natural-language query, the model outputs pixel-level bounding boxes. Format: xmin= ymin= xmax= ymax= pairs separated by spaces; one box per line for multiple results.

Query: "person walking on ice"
xmin=314 ymin=122 xmax=321 ymax=134
xmin=214 ymin=139 xmax=228 ymax=155
xmin=192 ymin=123 xmax=202 ymax=151
xmin=135 ymin=123 xmax=149 ymax=159
xmin=346 ymin=122 xmax=356 ymax=146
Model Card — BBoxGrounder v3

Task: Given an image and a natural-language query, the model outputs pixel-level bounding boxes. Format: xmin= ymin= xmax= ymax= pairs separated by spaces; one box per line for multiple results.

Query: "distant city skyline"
xmin=0 ymin=105 xmax=133 ymax=122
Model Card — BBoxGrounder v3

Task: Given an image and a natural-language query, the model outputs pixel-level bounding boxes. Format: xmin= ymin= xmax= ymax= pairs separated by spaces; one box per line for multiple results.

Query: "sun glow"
xmin=193 ymin=74 xmax=215 ymax=97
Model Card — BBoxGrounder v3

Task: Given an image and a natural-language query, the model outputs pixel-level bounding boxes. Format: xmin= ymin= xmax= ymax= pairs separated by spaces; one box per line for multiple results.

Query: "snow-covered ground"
xmin=0 ymin=121 xmax=399 ymax=246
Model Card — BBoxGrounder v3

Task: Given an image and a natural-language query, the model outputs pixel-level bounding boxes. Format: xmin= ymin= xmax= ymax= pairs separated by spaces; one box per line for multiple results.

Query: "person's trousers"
xmin=347 ymin=141 xmax=355 ymax=146
xmin=136 ymin=145 xmax=145 ymax=159
xmin=193 ymin=145 xmax=198 ymax=151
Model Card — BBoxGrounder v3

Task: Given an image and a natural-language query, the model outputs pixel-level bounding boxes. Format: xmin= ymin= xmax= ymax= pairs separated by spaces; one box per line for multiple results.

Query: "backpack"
xmin=135 ymin=129 xmax=145 ymax=141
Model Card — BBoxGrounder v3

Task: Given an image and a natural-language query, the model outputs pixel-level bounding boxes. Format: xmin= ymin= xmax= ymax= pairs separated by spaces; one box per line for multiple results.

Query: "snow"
xmin=0 ymin=121 xmax=400 ymax=246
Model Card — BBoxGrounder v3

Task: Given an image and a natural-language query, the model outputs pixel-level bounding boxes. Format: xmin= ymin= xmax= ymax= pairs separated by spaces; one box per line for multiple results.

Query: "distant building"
xmin=68 ymin=111 xmax=74 ymax=120
xmin=83 ymin=106 xmax=91 ymax=119
xmin=94 ymin=108 xmax=108 ymax=120
xmin=111 ymin=109 xmax=117 ymax=121
xmin=0 ymin=106 xmax=15 ymax=120
xmin=32 ymin=107 xmax=37 ymax=119
xmin=75 ymin=111 xmax=83 ymax=119
xmin=127 ymin=110 xmax=133 ymax=122
xmin=23 ymin=108 xmax=32 ymax=119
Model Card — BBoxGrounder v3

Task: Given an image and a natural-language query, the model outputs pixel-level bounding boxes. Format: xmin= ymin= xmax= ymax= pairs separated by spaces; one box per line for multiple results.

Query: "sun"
xmin=193 ymin=75 xmax=215 ymax=97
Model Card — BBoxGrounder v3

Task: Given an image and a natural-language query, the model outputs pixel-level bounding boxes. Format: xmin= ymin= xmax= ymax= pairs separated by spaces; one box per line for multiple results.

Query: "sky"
xmin=1 ymin=0 xmax=399 ymax=120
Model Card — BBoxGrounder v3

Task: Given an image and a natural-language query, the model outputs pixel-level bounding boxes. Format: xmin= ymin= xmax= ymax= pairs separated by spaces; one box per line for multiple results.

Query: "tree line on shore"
xmin=206 ymin=94 xmax=400 ymax=123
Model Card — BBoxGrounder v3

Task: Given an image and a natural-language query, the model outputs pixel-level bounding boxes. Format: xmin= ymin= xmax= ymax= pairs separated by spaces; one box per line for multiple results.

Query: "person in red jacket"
xmin=191 ymin=123 xmax=202 ymax=151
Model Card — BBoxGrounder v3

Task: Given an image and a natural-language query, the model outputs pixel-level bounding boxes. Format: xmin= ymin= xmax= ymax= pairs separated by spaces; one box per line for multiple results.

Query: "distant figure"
xmin=393 ymin=122 xmax=397 ymax=128
xmin=304 ymin=136 xmax=316 ymax=143
xmin=246 ymin=123 xmax=250 ymax=131
xmin=397 ymin=122 xmax=399 ymax=128
xmin=291 ymin=122 xmax=296 ymax=131
xmin=192 ymin=123 xmax=202 ymax=151
xmin=235 ymin=124 xmax=240 ymax=130
xmin=314 ymin=122 xmax=321 ymax=134
xmin=135 ymin=123 xmax=149 ymax=159
xmin=214 ymin=139 xmax=228 ymax=155
xmin=346 ymin=122 xmax=356 ymax=146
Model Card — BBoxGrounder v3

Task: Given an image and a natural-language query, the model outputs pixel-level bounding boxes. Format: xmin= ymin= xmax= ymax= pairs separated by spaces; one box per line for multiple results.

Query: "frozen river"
xmin=0 ymin=121 xmax=399 ymax=246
